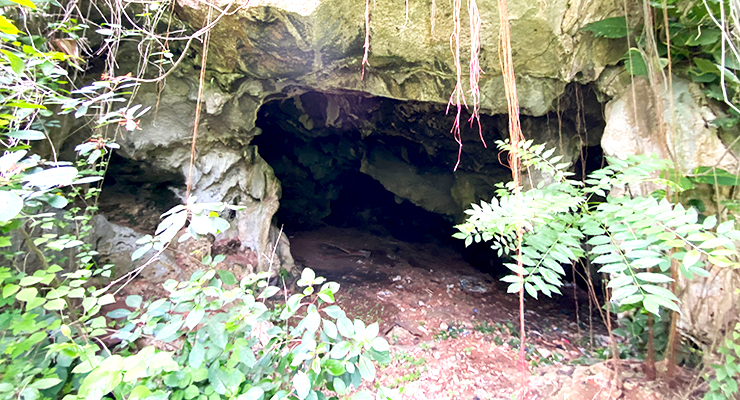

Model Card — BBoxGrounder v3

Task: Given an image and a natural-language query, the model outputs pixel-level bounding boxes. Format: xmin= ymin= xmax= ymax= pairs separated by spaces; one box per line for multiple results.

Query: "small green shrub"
xmin=705 ymin=323 xmax=740 ymax=399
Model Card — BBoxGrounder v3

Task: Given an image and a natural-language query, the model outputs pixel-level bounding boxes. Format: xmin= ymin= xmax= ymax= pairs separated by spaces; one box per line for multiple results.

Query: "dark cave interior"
xmin=253 ymin=87 xmax=607 ymax=276
xmin=98 ymin=152 xmax=184 ymax=233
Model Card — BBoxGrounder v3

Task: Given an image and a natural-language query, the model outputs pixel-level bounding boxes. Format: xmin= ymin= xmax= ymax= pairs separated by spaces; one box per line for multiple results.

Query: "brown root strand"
xmin=431 ymin=0 xmax=437 ymax=38
xmin=447 ymin=0 xmax=466 ymax=170
xmin=497 ymin=0 xmax=528 ymax=393
xmin=468 ymin=0 xmax=486 ymax=147
xmin=361 ymin=0 xmax=371 ymax=79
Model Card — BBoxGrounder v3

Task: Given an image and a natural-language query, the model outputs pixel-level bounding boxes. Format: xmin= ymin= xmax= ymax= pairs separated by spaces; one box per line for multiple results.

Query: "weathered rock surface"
xmin=175 ymin=0 xmax=628 ymax=116
xmin=92 ymin=215 xmax=179 ymax=281
xmin=108 ymin=0 xmax=628 ymax=273
xmin=602 ymin=77 xmax=739 ymax=174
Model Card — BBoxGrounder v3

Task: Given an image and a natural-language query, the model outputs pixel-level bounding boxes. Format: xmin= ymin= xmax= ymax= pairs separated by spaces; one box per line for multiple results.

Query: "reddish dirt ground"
xmin=112 ymin=219 xmax=705 ymax=400
xmin=287 ymin=227 xmax=702 ymax=400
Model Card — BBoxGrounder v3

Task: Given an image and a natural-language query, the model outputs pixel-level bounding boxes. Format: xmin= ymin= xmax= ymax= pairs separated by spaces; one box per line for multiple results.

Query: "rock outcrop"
xmin=108 ymin=0 xmax=630 ymax=274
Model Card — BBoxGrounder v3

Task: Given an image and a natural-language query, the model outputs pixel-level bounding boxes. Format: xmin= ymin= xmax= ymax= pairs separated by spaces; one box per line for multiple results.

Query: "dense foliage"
xmin=454 ymin=140 xmax=740 ymax=397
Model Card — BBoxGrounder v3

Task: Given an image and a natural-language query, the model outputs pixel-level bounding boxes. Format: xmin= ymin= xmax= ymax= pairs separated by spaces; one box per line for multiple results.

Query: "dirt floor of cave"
xmin=285 ymin=227 xmax=701 ymax=400
xmin=115 ymin=222 xmax=704 ymax=399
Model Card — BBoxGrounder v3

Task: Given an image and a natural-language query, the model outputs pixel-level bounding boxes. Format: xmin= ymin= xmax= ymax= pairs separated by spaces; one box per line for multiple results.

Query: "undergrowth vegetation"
xmin=455 ymin=140 xmax=740 ymax=398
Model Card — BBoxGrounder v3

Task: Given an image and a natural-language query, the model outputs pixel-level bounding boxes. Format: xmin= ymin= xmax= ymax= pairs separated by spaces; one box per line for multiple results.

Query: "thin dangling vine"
xmin=431 ymin=0 xmax=437 ymax=39
xmin=361 ymin=0 xmax=371 ymax=79
xmin=468 ymin=0 xmax=485 ymax=148
xmin=497 ymin=0 xmax=528 ymax=386
xmin=447 ymin=0 xmax=466 ymax=171
xmin=362 ymin=0 xmax=485 ymax=170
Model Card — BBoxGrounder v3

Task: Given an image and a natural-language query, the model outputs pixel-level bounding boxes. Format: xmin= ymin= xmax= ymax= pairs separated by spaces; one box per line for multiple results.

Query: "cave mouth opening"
xmin=97 ymin=152 xmax=184 ymax=233
xmin=252 ymin=87 xmax=607 ymax=278
xmin=252 ymin=90 xmax=512 ymax=274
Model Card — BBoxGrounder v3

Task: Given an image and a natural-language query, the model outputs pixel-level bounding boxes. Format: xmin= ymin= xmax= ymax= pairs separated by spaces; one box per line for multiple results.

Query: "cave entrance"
xmin=252 ymin=90 xmax=511 ymax=271
xmin=252 ymin=87 xmax=606 ymax=278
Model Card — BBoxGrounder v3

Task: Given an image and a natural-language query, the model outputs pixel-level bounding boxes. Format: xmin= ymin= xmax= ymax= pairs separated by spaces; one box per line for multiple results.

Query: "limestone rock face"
xmin=175 ymin=0 xmax=627 ymax=116
xmin=115 ymin=75 xmax=293 ymax=273
xmin=108 ymin=0 xmax=628 ymax=274
xmin=92 ymin=215 xmax=179 ymax=281
xmin=601 ymin=76 xmax=740 ymax=349
xmin=602 ymin=77 xmax=739 ymax=174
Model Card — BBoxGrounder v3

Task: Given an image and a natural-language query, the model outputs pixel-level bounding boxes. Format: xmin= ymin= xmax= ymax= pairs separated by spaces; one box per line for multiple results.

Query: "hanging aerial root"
xmin=447 ymin=0 xmax=466 ymax=170
xmin=468 ymin=0 xmax=486 ymax=148
xmin=361 ymin=0 xmax=371 ymax=79
xmin=431 ymin=0 xmax=437 ymax=38
xmin=185 ymin=5 xmax=213 ymax=200
xmin=497 ymin=0 xmax=528 ymax=392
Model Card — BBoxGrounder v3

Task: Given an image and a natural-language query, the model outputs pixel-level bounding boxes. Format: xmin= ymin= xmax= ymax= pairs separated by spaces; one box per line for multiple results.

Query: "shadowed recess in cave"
xmin=97 ymin=153 xmax=184 ymax=233
xmin=253 ymin=87 xmax=607 ymax=276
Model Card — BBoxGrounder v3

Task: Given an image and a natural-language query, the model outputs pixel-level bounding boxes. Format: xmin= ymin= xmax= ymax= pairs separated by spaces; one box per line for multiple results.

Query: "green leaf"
xmin=624 ymin=48 xmax=648 ymax=76
xmin=337 ymin=317 xmax=354 ymax=338
xmin=258 ymin=286 xmax=279 ymax=299
xmin=687 ymin=29 xmax=721 ymax=46
xmin=691 ymin=167 xmax=740 ymax=186
xmin=131 ymin=244 xmax=152 ymax=261
xmin=582 ymin=17 xmax=629 ymax=38
xmin=611 ymin=285 xmax=638 ymax=301
xmin=98 ymin=293 xmax=115 ymax=306
xmin=186 ymin=306 xmax=205 ymax=330
xmin=1 ymin=49 xmax=25 ymax=74
xmin=332 ymin=377 xmax=347 ymax=395
xmin=350 ymin=391 xmax=374 ymax=400
xmin=126 ymin=295 xmax=143 ymax=308
xmin=6 ymin=130 xmax=45 ymax=140
xmin=323 ymin=319 xmax=338 ymax=339
xmin=357 ymin=355 xmax=376 ymax=380
xmin=237 ymin=387 xmax=264 ymax=400
xmin=183 ymin=386 xmax=200 ymax=400
xmin=292 ymin=372 xmax=310 ymax=400
xmin=8 ymin=0 xmax=36 ymax=9
xmin=305 ymin=306 xmax=321 ymax=333
xmin=20 ymin=276 xmax=44 ymax=286
xmin=217 ymin=270 xmax=237 ymax=285
xmin=684 ymin=249 xmax=701 ymax=268
xmin=642 ymin=284 xmax=679 ymax=301
xmin=371 ymin=336 xmax=389 ymax=352
xmin=155 ymin=320 xmax=184 ymax=342
xmin=16 ymin=287 xmax=37 ymax=302
xmin=0 ymin=191 xmax=23 ymax=222
xmin=644 ymin=294 xmax=678 ymax=315
xmin=330 ymin=341 xmax=352 ymax=359
xmin=635 ymin=272 xmax=673 ymax=283
xmin=322 ymin=359 xmax=345 ymax=376
xmin=703 ymin=215 xmax=718 ymax=230
xmin=2 ymin=284 xmax=19 ymax=298
xmin=189 ymin=341 xmax=205 ymax=369
xmin=44 ymin=298 xmax=66 ymax=310
xmin=24 ymin=167 xmax=78 ymax=189
xmin=0 ymin=15 xmax=20 ymax=35
xmin=208 ymin=366 xmax=228 ymax=396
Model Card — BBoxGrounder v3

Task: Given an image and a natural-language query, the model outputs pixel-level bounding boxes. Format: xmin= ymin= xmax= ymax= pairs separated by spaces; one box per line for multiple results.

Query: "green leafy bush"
xmin=96 ymin=267 xmax=393 ymax=400
xmin=706 ymin=323 xmax=740 ymax=399
xmin=454 ymin=139 xmax=740 ymax=316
